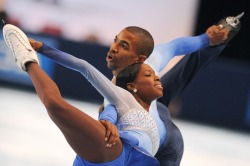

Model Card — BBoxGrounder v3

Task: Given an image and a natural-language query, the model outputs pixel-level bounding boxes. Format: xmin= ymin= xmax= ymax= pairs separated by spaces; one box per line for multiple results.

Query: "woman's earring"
xmin=133 ymin=89 xmax=137 ymax=93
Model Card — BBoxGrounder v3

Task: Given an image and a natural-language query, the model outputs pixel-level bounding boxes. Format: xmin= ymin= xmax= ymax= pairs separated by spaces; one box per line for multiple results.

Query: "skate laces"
xmin=7 ymin=31 xmax=32 ymax=61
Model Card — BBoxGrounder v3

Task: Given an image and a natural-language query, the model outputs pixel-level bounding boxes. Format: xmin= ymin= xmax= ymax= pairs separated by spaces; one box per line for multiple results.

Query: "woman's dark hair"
xmin=116 ymin=62 xmax=143 ymax=91
xmin=125 ymin=26 xmax=154 ymax=58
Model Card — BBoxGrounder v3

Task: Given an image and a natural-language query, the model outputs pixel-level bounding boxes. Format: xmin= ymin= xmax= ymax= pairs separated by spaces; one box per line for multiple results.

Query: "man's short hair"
xmin=125 ymin=26 xmax=154 ymax=58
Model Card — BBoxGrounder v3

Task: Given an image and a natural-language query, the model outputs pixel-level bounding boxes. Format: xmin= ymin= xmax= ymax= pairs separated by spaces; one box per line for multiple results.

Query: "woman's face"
xmin=133 ymin=64 xmax=163 ymax=102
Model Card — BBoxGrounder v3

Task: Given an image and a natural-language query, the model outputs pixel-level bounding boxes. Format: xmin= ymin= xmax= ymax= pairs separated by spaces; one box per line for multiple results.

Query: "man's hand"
xmin=28 ymin=38 xmax=43 ymax=51
xmin=99 ymin=120 xmax=120 ymax=148
xmin=206 ymin=25 xmax=229 ymax=46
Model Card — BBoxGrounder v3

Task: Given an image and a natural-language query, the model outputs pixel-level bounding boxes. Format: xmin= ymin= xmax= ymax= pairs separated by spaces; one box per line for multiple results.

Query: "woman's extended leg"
xmin=26 ymin=62 xmax=123 ymax=163
xmin=3 ymin=23 xmax=123 ymax=163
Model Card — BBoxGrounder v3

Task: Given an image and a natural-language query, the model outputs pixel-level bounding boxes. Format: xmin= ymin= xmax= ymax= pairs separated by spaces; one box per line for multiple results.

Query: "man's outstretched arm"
xmin=146 ymin=25 xmax=228 ymax=73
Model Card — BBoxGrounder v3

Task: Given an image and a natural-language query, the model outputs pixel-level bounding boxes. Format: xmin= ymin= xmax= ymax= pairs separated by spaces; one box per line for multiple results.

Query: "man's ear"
xmin=127 ymin=83 xmax=135 ymax=92
xmin=136 ymin=55 xmax=147 ymax=63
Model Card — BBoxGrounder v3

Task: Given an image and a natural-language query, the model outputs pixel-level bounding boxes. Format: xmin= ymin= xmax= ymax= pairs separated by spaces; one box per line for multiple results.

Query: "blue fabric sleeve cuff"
xmin=98 ymin=104 xmax=118 ymax=124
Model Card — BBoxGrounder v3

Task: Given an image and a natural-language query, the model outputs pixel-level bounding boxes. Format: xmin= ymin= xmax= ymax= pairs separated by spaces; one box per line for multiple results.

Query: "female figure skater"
xmin=3 ymin=24 xmax=163 ymax=165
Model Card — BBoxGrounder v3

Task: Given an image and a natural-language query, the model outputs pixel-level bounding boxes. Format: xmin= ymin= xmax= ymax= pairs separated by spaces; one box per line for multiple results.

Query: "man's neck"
xmin=111 ymin=75 xmax=116 ymax=84
xmin=112 ymin=70 xmax=119 ymax=77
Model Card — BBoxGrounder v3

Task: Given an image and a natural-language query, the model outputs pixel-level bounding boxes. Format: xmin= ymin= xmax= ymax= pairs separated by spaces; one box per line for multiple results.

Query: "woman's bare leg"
xmin=26 ymin=62 xmax=123 ymax=163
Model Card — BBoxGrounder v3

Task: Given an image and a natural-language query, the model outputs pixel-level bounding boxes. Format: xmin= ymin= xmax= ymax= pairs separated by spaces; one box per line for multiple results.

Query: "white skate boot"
xmin=3 ymin=24 xmax=39 ymax=71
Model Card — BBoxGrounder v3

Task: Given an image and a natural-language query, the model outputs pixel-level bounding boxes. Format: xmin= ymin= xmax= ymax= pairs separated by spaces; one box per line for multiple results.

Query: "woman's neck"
xmin=134 ymin=96 xmax=151 ymax=111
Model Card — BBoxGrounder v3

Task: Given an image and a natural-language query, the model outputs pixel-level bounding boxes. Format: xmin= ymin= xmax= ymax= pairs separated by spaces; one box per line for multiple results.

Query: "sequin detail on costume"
xmin=117 ymin=108 xmax=160 ymax=156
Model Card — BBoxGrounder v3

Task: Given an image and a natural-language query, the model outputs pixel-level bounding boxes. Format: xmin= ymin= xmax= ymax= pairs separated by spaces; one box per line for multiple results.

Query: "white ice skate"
xmin=3 ymin=24 xmax=39 ymax=71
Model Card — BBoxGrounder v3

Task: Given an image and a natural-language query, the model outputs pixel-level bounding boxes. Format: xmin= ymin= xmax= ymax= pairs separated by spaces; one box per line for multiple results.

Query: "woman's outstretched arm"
xmin=35 ymin=43 xmax=140 ymax=116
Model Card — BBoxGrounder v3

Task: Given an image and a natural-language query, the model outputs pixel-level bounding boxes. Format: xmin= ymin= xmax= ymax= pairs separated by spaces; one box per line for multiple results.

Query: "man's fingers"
xmin=106 ymin=134 xmax=115 ymax=147
xmin=218 ymin=24 xmax=224 ymax=29
xmin=106 ymin=132 xmax=119 ymax=148
xmin=99 ymin=119 xmax=120 ymax=148
xmin=100 ymin=120 xmax=111 ymax=141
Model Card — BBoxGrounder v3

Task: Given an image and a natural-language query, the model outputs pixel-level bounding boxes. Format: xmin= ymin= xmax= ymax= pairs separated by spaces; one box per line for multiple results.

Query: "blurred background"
xmin=0 ymin=0 xmax=250 ymax=165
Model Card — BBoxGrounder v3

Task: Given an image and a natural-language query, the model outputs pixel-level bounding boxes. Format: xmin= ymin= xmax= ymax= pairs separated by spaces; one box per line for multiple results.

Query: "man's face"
xmin=106 ymin=29 xmax=140 ymax=73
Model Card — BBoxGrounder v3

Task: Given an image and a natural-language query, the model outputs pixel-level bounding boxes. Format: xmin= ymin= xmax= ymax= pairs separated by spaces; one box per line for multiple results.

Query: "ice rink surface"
xmin=1 ymin=87 xmax=250 ymax=166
